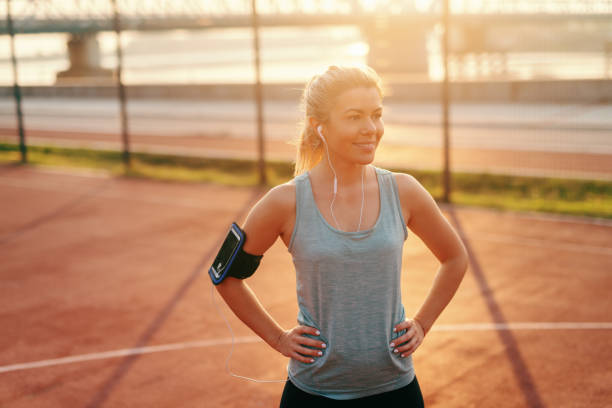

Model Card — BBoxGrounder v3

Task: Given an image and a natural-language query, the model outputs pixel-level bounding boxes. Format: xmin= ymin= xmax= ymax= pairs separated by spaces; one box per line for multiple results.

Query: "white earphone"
xmin=317 ymin=125 xmax=337 ymax=195
xmin=316 ymin=124 xmax=366 ymax=232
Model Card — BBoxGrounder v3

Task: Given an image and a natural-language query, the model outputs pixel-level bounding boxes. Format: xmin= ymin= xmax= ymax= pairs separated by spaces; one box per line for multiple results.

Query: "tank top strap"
xmin=375 ymin=167 xmax=408 ymax=240
xmin=288 ymin=172 xmax=316 ymax=252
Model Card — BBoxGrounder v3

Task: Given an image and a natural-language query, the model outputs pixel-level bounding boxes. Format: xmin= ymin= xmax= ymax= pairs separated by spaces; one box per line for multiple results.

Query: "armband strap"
xmin=209 ymin=222 xmax=263 ymax=285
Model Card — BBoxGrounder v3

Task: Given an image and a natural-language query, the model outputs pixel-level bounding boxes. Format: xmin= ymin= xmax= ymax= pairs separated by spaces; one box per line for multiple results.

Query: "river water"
xmin=0 ymin=25 xmax=609 ymax=86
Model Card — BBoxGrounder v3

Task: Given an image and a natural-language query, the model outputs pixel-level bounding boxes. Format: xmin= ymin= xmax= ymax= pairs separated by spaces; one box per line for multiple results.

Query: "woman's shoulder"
xmin=256 ymin=179 xmax=297 ymax=216
xmin=242 ymin=179 xmax=296 ymax=241
xmin=390 ymin=170 xmax=419 ymax=188
xmin=374 ymin=166 xmax=416 ymax=184
xmin=270 ymin=179 xmax=296 ymax=200
xmin=390 ymin=170 xmax=434 ymax=208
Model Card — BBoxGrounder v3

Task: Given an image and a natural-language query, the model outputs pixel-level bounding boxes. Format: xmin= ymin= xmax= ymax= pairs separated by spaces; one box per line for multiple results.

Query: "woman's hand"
xmin=274 ymin=326 xmax=326 ymax=364
xmin=390 ymin=318 xmax=425 ymax=358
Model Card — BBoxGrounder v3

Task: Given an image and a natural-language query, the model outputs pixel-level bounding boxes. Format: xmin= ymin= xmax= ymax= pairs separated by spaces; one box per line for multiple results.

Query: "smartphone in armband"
xmin=209 ymin=223 xmax=244 ymax=285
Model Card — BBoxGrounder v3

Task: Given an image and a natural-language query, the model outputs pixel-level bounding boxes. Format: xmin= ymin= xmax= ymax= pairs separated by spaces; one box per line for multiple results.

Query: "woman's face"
xmin=322 ymin=86 xmax=384 ymax=166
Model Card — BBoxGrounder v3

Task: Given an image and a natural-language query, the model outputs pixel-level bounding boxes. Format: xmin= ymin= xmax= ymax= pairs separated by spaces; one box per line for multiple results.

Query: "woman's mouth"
xmin=354 ymin=142 xmax=376 ymax=152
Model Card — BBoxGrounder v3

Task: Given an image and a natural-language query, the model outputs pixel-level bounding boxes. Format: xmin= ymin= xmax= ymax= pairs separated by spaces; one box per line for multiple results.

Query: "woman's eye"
xmin=348 ymin=113 xmax=381 ymax=120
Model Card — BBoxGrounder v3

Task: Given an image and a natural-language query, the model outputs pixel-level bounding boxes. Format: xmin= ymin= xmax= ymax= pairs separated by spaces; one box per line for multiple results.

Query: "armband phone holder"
xmin=209 ymin=222 xmax=262 ymax=285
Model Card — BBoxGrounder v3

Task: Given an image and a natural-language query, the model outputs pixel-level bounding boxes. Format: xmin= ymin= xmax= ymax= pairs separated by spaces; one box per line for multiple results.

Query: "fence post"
xmin=111 ymin=0 xmax=130 ymax=169
xmin=441 ymin=0 xmax=451 ymax=203
xmin=251 ymin=0 xmax=267 ymax=186
xmin=6 ymin=0 xmax=27 ymax=163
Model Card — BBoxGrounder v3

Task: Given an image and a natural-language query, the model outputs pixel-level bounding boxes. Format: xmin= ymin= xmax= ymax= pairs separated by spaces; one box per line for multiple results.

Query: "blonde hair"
xmin=293 ymin=65 xmax=384 ymax=176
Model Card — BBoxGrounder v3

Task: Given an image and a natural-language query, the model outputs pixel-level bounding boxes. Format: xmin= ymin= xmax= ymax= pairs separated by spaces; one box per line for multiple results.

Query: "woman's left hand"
xmin=389 ymin=318 xmax=425 ymax=358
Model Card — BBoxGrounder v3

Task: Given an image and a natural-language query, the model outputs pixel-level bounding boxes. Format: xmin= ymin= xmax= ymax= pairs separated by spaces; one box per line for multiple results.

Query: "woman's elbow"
xmin=443 ymin=244 xmax=468 ymax=279
xmin=455 ymin=244 xmax=469 ymax=278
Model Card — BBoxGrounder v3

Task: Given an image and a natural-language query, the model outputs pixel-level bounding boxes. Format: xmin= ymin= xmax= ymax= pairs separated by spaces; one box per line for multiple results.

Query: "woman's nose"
xmin=361 ymin=118 xmax=377 ymax=134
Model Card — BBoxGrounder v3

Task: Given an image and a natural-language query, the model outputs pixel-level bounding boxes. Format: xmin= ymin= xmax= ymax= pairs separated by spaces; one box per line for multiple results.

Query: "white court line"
xmin=434 ymin=322 xmax=612 ymax=331
xmin=1 ymin=322 xmax=611 ymax=375
xmin=0 ymin=336 xmax=260 ymax=374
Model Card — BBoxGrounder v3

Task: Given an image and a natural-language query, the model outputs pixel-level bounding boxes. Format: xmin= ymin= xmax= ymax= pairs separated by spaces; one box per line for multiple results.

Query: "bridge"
xmin=2 ymin=0 xmax=612 ymax=82
xmin=2 ymin=0 xmax=612 ymax=34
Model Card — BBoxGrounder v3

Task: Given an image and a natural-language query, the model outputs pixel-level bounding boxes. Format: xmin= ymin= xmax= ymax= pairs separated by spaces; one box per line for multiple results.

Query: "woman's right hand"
xmin=275 ymin=326 xmax=326 ymax=364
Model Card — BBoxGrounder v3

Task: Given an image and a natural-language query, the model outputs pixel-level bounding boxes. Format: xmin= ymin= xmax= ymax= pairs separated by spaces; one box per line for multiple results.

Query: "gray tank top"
xmin=287 ymin=167 xmax=415 ymax=400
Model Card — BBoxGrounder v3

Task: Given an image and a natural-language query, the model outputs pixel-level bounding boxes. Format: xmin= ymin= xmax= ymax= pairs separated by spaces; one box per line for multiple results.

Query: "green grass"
xmin=0 ymin=143 xmax=292 ymax=187
xmin=2 ymin=142 xmax=611 ymax=219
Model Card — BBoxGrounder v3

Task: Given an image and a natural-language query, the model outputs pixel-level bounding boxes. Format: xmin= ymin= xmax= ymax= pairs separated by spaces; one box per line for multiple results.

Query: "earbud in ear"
xmin=317 ymin=125 xmax=324 ymax=139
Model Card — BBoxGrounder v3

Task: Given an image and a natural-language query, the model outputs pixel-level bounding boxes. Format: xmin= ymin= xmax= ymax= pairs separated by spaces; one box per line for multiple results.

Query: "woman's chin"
xmin=355 ymin=153 xmax=376 ymax=165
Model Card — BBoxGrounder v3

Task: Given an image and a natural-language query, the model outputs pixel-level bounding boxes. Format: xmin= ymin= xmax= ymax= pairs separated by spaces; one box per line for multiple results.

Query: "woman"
xmin=215 ymin=65 xmax=468 ymax=406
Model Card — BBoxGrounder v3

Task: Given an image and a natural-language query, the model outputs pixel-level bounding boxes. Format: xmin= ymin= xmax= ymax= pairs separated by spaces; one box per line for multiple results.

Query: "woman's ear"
xmin=307 ymin=117 xmax=320 ymax=134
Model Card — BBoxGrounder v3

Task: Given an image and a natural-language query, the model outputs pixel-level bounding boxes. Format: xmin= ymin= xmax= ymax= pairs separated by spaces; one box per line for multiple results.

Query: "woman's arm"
xmin=390 ymin=173 xmax=468 ymax=357
xmin=215 ymin=183 xmax=325 ymax=364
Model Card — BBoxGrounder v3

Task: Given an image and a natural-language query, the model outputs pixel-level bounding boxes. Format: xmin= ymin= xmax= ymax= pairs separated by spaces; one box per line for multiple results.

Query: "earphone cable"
xmin=321 ymin=137 xmax=367 ymax=232
xmin=357 ymin=166 xmax=365 ymax=231
xmin=321 ymin=136 xmax=342 ymax=230
xmin=210 ymin=284 xmax=288 ymax=383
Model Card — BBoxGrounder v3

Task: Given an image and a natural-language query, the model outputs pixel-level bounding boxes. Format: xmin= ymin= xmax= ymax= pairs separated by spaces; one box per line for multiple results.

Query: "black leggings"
xmin=279 ymin=376 xmax=424 ymax=407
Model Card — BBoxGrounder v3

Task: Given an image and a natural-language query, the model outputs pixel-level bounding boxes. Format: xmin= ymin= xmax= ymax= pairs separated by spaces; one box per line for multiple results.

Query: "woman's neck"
xmin=312 ymin=155 xmax=369 ymax=193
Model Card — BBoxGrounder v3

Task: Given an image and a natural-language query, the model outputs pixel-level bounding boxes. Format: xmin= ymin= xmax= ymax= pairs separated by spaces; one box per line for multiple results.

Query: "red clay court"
xmin=0 ymin=165 xmax=611 ymax=407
